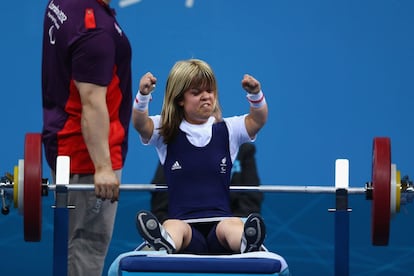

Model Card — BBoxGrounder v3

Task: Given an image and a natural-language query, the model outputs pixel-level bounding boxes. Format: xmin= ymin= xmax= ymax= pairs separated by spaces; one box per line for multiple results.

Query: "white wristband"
xmin=133 ymin=91 xmax=152 ymax=111
xmin=246 ymin=90 xmax=266 ymax=108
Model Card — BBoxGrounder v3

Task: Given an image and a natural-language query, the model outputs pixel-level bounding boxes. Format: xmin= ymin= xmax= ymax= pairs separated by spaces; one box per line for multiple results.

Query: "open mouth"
xmin=201 ymin=103 xmax=211 ymax=108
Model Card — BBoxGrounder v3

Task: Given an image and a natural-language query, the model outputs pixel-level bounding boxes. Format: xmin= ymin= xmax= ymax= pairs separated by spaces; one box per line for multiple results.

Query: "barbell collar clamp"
xmin=365 ymin=182 xmax=373 ymax=200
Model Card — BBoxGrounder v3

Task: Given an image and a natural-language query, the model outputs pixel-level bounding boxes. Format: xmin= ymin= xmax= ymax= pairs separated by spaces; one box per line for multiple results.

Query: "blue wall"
xmin=1 ymin=0 xmax=413 ymax=275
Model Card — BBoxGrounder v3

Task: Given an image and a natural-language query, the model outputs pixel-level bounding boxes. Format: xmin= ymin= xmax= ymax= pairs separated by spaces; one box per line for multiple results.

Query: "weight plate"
xmin=371 ymin=137 xmax=391 ymax=246
xmin=18 ymin=159 xmax=24 ymax=214
xmin=396 ymin=170 xmax=401 ymax=213
xmin=23 ymin=133 xmax=42 ymax=242
xmin=13 ymin=165 xmax=18 ymax=208
xmin=390 ymin=164 xmax=396 ymax=217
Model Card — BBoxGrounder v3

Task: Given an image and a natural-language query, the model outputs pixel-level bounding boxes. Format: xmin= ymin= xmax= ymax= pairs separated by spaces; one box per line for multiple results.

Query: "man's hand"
xmin=94 ymin=166 xmax=120 ymax=202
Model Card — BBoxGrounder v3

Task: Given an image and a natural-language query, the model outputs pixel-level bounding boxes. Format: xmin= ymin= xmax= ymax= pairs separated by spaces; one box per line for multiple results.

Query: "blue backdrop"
xmin=1 ymin=0 xmax=413 ymax=275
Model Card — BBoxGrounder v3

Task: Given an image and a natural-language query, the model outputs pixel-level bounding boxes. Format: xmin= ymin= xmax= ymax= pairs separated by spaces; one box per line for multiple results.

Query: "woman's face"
xmin=179 ymin=87 xmax=216 ymax=124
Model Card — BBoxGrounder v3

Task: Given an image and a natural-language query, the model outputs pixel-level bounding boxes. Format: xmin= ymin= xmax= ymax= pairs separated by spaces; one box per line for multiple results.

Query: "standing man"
xmin=41 ymin=0 xmax=132 ymax=275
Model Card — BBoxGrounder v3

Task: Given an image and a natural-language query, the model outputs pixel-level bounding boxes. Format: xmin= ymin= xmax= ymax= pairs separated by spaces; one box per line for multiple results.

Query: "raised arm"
xmin=242 ymin=74 xmax=268 ymax=139
xmin=132 ymin=72 xmax=157 ymax=142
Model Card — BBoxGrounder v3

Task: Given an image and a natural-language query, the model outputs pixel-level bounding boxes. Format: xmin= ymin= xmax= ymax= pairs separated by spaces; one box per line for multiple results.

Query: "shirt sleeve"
xmin=224 ymin=114 xmax=254 ymax=162
xmin=71 ymin=30 xmax=115 ymax=86
xmin=145 ymin=115 xmax=167 ymax=164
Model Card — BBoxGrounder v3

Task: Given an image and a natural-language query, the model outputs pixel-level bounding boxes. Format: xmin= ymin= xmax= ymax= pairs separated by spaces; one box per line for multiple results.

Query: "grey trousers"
xmin=53 ymin=170 xmax=121 ymax=276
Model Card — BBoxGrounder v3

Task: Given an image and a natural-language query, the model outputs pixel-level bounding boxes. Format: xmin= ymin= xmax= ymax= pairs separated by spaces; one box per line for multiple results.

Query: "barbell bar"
xmin=0 ymin=133 xmax=413 ymax=245
xmin=47 ymin=184 xmax=366 ymax=193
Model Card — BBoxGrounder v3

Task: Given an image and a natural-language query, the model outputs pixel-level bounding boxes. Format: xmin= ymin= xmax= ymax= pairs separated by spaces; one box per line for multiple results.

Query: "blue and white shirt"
xmin=143 ymin=115 xmax=253 ymax=220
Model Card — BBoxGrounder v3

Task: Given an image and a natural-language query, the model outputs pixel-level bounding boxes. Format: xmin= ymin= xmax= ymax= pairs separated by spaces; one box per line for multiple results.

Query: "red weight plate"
xmin=24 ymin=133 xmax=42 ymax=242
xmin=371 ymin=137 xmax=391 ymax=246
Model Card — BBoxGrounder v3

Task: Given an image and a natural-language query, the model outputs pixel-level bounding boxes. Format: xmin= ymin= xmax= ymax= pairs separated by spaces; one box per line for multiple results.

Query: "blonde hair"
xmin=159 ymin=59 xmax=222 ymax=144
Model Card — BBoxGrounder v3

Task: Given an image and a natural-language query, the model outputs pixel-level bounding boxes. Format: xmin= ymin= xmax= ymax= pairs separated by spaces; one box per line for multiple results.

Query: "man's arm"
xmin=76 ymin=80 xmax=119 ymax=201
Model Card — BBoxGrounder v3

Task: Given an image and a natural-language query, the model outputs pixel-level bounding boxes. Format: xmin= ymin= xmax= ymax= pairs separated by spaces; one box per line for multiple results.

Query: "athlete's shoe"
xmin=241 ymin=213 xmax=266 ymax=253
xmin=136 ymin=210 xmax=176 ymax=253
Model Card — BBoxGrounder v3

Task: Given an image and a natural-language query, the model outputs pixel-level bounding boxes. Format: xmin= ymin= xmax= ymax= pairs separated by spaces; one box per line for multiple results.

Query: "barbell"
xmin=0 ymin=133 xmax=413 ymax=245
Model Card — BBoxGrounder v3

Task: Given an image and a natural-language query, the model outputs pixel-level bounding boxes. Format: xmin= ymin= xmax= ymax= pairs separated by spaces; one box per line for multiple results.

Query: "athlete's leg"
xmin=214 ymin=217 xmax=244 ymax=252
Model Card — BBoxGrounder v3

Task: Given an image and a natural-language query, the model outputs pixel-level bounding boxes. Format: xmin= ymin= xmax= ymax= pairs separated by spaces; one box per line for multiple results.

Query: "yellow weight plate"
xmin=13 ymin=165 xmax=18 ymax=208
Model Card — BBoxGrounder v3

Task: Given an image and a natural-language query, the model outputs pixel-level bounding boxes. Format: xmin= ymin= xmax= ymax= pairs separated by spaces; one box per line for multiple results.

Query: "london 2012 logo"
xmin=119 ymin=0 xmax=195 ymax=8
